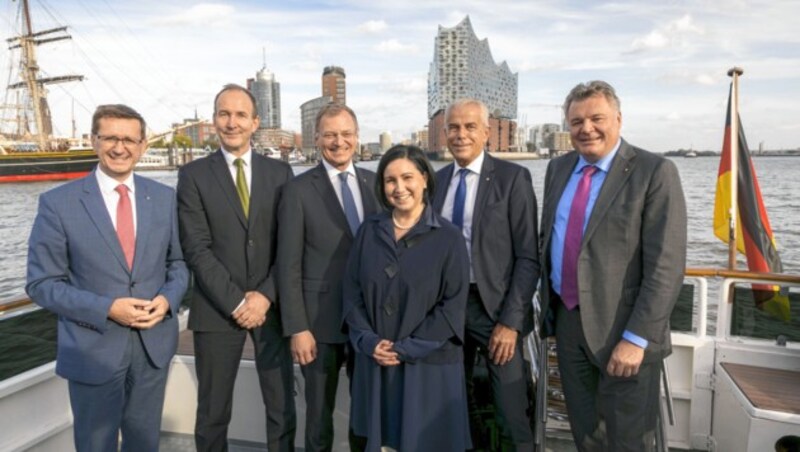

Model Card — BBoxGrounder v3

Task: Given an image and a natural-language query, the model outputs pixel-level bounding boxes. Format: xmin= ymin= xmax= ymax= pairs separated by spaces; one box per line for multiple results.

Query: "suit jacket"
xmin=539 ymin=140 xmax=687 ymax=363
xmin=433 ymin=153 xmax=539 ymax=336
xmin=277 ymin=163 xmax=379 ymax=344
xmin=26 ymin=173 xmax=189 ymax=385
xmin=177 ymin=150 xmax=293 ymax=334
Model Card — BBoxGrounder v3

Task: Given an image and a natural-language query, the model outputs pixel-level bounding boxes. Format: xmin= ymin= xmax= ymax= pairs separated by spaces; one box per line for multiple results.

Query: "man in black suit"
xmin=277 ymin=103 xmax=379 ymax=451
xmin=177 ymin=84 xmax=296 ymax=451
xmin=433 ymin=98 xmax=539 ymax=450
xmin=539 ymin=81 xmax=686 ymax=451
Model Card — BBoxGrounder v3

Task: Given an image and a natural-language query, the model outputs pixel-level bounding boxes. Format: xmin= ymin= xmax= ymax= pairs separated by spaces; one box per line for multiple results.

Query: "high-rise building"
xmin=322 ymin=66 xmax=346 ymax=105
xmin=300 ymin=95 xmax=333 ymax=157
xmin=248 ymin=63 xmax=281 ymax=129
xmin=379 ymin=131 xmax=392 ymax=152
xmin=427 ymin=16 xmax=518 ymax=153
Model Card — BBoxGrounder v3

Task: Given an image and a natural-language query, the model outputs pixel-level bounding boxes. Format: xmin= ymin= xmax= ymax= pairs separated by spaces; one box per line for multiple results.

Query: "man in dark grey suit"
xmin=277 ymin=103 xmax=379 ymax=451
xmin=177 ymin=84 xmax=295 ymax=451
xmin=433 ymin=99 xmax=539 ymax=450
xmin=27 ymin=104 xmax=189 ymax=451
xmin=539 ymin=80 xmax=687 ymax=451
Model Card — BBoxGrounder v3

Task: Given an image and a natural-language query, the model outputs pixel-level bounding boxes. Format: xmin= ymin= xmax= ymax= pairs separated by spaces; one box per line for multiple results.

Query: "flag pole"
xmin=727 ymin=67 xmax=743 ymax=270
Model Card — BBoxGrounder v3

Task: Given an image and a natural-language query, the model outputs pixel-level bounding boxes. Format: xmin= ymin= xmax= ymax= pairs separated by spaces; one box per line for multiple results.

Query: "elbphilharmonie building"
xmin=427 ymin=16 xmax=518 ymax=152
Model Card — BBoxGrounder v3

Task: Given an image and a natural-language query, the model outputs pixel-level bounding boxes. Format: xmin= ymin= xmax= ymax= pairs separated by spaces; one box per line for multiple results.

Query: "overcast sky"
xmin=2 ymin=0 xmax=798 ymax=152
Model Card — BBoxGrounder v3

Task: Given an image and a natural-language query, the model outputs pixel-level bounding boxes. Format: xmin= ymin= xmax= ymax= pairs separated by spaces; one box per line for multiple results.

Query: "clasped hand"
xmin=373 ymin=339 xmax=400 ymax=367
xmin=232 ymin=291 xmax=271 ymax=330
xmin=108 ymin=295 xmax=169 ymax=329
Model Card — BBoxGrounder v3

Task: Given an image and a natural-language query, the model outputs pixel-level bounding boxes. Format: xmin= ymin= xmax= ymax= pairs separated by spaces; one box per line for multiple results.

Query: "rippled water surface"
xmin=2 ymin=156 xmax=799 ymax=299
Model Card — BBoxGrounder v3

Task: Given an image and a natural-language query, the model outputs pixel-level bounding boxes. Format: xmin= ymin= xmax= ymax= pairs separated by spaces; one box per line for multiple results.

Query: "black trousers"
xmin=194 ymin=327 xmax=296 ymax=452
xmin=298 ymin=342 xmax=347 ymax=452
xmin=464 ymin=287 xmax=534 ymax=451
xmin=555 ymin=302 xmax=661 ymax=452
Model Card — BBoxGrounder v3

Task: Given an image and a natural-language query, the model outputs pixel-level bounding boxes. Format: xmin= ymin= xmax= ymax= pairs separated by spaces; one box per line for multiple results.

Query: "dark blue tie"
xmin=452 ymin=168 xmax=469 ymax=229
xmin=339 ymin=172 xmax=360 ymax=235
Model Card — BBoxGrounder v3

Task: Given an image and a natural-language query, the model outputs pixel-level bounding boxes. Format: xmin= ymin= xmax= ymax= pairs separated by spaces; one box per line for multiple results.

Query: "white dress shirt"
xmin=221 ymin=147 xmax=253 ymax=195
xmin=96 ymin=169 xmax=137 ymax=235
xmin=441 ymin=150 xmax=485 ymax=282
xmin=322 ymin=158 xmax=365 ymax=222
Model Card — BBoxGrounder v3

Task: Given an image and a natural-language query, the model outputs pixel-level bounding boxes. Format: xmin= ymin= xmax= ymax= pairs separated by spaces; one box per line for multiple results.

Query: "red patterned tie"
xmin=560 ymin=165 xmax=597 ymax=310
xmin=115 ymin=184 xmax=135 ymax=270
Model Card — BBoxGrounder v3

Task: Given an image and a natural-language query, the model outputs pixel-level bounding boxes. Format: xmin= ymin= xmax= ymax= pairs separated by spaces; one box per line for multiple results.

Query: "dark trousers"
xmin=299 ymin=342 xmax=347 ymax=452
xmin=555 ymin=302 xmax=661 ymax=452
xmin=194 ymin=327 xmax=296 ymax=452
xmin=464 ymin=287 xmax=534 ymax=451
xmin=69 ymin=329 xmax=168 ymax=452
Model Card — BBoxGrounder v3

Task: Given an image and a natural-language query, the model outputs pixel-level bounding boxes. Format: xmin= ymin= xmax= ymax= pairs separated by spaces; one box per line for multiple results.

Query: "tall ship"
xmin=0 ymin=0 xmax=97 ymax=182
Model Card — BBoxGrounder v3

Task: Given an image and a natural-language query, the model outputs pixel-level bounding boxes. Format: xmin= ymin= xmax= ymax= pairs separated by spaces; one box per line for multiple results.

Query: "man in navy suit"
xmin=277 ymin=103 xmax=379 ymax=451
xmin=178 ymin=84 xmax=296 ymax=451
xmin=433 ymin=99 xmax=539 ymax=450
xmin=26 ymin=104 xmax=189 ymax=451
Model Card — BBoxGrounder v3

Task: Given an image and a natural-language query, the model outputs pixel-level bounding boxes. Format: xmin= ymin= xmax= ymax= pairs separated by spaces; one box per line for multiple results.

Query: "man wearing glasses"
xmin=27 ymin=104 xmax=189 ymax=451
xmin=277 ymin=103 xmax=379 ymax=451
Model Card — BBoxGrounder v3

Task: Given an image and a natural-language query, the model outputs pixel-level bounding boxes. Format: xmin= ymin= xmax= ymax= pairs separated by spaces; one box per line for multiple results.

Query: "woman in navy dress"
xmin=343 ymin=145 xmax=471 ymax=451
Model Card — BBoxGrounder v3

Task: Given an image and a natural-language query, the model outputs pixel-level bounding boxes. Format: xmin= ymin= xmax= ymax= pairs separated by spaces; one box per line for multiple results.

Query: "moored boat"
xmin=0 ymin=149 xmax=96 ymax=183
xmin=0 ymin=0 xmax=97 ymax=183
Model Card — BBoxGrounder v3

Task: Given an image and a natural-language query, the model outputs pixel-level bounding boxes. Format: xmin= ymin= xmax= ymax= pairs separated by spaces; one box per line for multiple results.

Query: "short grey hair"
xmin=563 ymin=80 xmax=621 ymax=116
xmin=445 ymin=98 xmax=490 ymax=127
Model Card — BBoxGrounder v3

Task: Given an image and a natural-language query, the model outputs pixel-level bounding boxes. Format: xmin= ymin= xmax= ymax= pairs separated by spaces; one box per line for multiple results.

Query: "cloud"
xmin=358 ymin=20 xmax=388 ymax=34
xmin=150 ymin=3 xmax=235 ymax=27
xmin=373 ymin=39 xmax=419 ymax=55
xmin=629 ymin=14 xmax=704 ymax=53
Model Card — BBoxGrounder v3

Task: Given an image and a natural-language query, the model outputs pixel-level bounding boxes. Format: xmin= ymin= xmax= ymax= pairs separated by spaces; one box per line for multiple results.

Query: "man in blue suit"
xmin=26 ymin=104 xmax=189 ymax=452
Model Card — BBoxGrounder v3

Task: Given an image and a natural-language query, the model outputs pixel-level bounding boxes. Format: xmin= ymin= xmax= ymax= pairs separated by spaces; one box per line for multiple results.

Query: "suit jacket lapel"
xmin=583 ymin=141 xmax=637 ymax=244
xmin=471 ymin=153 xmax=494 ymax=233
xmin=311 ymin=163 xmax=353 ymax=236
xmin=355 ymin=166 xmax=378 ymax=216
xmin=542 ymin=153 xmax=578 ymax=246
xmin=80 ymin=175 xmax=130 ymax=273
xmin=132 ymin=175 xmax=151 ymax=275
xmin=209 ymin=150 xmax=247 ymax=228
xmin=433 ymin=164 xmax=454 ymax=213
xmin=248 ymin=153 xmax=268 ymax=228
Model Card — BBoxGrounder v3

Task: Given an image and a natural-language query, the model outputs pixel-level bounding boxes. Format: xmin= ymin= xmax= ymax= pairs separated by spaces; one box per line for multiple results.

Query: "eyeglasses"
xmin=95 ymin=135 xmax=143 ymax=149
xmin=321 ymin=131 xmax=356 ymax=142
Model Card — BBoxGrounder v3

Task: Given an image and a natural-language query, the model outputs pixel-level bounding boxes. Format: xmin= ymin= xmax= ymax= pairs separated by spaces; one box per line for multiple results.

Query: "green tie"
xmin=234 ymin=158 xmax=249 ymax=218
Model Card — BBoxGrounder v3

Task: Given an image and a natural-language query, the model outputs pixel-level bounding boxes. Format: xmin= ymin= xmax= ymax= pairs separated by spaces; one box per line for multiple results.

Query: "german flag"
xmin=713 ymin=84 xmax=789 ymax=321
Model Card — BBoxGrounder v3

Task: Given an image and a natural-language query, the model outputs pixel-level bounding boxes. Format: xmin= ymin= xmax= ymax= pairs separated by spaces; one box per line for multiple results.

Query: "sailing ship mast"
xmin=5 ymin=0 xmax=84 ymax=151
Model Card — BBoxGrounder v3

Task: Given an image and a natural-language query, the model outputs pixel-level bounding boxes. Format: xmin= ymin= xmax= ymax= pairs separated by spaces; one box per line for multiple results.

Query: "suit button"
xmin=130 ymin=282 xmax=136 ymax=288
xmin=248 ymin=239 xmax=255 ymax=247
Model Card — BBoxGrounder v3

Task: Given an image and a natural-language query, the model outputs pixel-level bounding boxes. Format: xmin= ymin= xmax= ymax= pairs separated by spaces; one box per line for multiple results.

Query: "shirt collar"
xmin=322 ymin=158 xmax=356 ymax=179
xmin=574 ymin=138 xmax=621 ymax=174
xmin=453 ymin=150 xmax=485 ymax=180
xmin=221 ymin=147 xmax=253 ymax=167
xmin=95 ymin=168 xmax=135 ymax=195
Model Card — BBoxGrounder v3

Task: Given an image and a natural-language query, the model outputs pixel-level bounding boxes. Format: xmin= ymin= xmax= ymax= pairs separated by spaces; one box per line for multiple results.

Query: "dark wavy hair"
xmin=375 ymin=145 xmax=436 ymax=210
xmin=563 ymin=80 xmax=620 ymax=116
xmin=91 ymin=104 xmax=146 ymax=140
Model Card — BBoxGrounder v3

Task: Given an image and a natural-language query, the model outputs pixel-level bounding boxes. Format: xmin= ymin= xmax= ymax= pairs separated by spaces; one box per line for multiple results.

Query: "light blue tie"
xmin=339 ymin=172 xmax=360 ymax=235
xmin=452 ymin=168 xmax=469 ymax=229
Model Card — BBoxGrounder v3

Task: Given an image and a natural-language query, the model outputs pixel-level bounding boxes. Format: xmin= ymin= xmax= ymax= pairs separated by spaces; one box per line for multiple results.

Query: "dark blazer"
xmin=433 ymin=153 xmax=539 ymax=336
xmin=539 ymin=140 xmax=687 ymax=362
xmin=277 ymin=163 xmax=379 ymax=343
xmin=26 ymin=173 xmax=189 ymax=385
xmin=177 ymin=150 xmax=293 ymax=334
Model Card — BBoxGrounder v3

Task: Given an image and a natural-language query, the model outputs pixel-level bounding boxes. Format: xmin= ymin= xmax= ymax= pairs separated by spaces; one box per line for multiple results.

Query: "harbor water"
xmin=3 ymin=156 xmax=799 ymax=300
